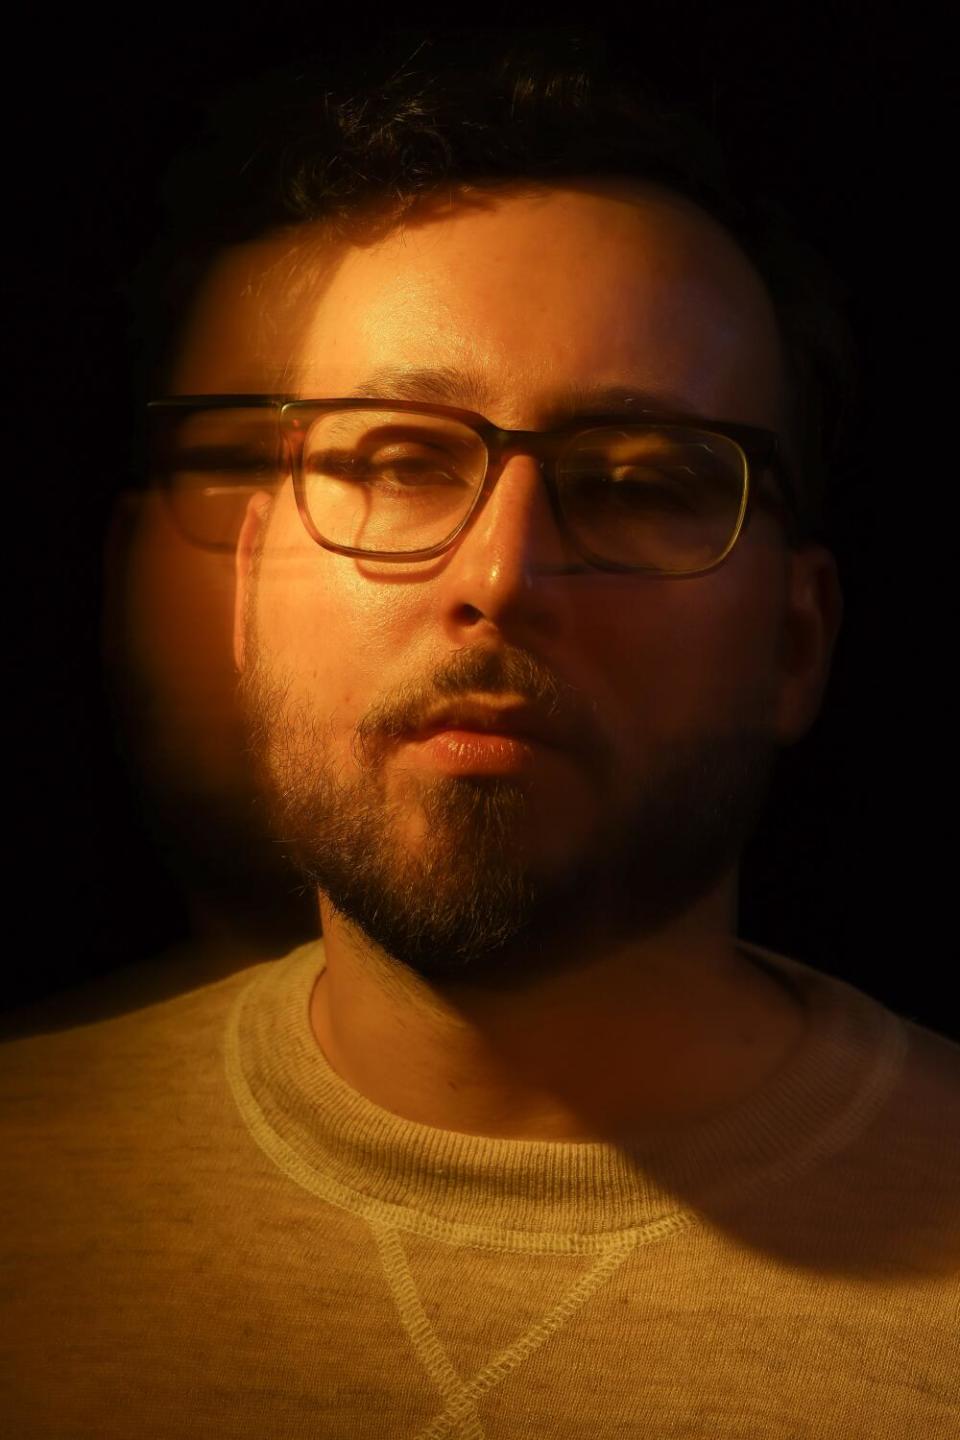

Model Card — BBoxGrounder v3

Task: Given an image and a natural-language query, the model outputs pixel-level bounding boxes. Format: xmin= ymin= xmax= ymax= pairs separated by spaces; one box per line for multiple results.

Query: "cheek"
xmin=584 ymin=549 xmax=785 ymax=737
xmin=672 ymin=549 xmax=787 ymax=723
xmin=254 ymin=489 xmax=425 ymax=710
xmin=683 ymin=595 xmax=782 ymax=719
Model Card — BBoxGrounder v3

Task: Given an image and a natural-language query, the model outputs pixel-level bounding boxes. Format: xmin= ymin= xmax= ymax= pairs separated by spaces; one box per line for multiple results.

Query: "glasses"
xmin=146 ymin=396 xmax=803 ymax=577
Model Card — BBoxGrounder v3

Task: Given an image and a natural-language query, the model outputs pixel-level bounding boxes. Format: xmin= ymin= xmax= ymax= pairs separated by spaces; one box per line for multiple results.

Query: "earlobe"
xmin=776 ymin=545 xmax=844 ymax=744
xmin=234 ymin=491 xmax=273 ymax=674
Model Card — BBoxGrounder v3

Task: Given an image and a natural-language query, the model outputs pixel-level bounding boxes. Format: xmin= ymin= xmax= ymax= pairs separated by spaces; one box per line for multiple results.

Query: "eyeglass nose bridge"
xmin=483 ymin=424 xmax=572 ymax=480
xmin=467 ymin=425 xmax=595 ymax=574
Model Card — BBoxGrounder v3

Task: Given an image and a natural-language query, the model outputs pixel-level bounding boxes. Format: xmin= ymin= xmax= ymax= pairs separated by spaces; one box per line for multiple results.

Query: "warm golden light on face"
xmin=106 ymin=183 xmax=838 ymax=956
xmin=223 ymin=186 xmax=839 ymax=978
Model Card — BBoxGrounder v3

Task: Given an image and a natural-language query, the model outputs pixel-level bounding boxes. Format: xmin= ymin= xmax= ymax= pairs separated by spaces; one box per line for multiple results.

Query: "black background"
xmin=5 ymin=12 xmax=955 ymax=1036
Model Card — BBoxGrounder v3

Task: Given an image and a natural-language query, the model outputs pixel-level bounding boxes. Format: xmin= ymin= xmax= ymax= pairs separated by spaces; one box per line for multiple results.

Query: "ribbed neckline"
xmin=224 ymin=939 xmax=908 ymax=1249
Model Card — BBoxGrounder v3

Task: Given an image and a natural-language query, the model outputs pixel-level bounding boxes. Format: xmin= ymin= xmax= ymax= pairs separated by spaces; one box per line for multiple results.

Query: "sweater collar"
xmin=225 ymin=938 xmax=906 ymax=1246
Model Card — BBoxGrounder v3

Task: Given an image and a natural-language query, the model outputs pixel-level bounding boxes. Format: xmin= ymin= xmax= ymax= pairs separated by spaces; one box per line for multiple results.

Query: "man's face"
xmin=236 ymin=184 xmax=827 ymax=987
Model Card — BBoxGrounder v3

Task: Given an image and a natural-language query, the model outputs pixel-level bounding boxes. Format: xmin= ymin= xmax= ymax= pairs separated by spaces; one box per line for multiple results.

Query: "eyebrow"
xmin=345 ymin=364 xmax=705 ymax=425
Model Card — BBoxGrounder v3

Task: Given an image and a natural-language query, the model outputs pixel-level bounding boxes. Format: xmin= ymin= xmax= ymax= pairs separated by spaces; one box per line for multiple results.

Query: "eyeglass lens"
xmin=152 ymin=405 xmax=748 ymax=569
xmin=301 ymin=409 xmax=746 ymax=570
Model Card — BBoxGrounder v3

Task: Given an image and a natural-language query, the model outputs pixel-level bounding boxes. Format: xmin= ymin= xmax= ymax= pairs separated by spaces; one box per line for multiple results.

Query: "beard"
xmin=238 ymin=638 xmax=780 ymax=993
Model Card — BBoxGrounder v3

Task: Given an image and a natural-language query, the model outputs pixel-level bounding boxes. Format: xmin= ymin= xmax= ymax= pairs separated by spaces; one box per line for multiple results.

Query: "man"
xmin=2 ymin=39 xmax=958 ymax=1438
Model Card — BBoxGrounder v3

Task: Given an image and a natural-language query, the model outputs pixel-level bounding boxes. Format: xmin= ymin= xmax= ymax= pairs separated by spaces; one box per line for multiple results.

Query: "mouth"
xmin=407 ymin=699 xmax=562 ymax=749
xmin=391 ymin=696 xmax=573 ymax=777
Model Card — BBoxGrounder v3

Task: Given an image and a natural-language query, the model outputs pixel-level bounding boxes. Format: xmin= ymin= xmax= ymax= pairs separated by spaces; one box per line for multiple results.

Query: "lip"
xmin=403 ymin=726 xmax=551 ymax=775
xmin=409 ymin=702 xmax=561 ymax=749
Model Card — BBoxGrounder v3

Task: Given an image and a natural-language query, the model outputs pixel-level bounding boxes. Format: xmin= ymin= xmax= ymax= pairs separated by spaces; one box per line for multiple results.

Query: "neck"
xmin=308 ymin=880 xmax=808 ymax=1142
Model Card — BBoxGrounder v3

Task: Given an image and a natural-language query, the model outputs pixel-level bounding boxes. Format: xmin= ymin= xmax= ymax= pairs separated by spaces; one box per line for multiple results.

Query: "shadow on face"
xmin=104 ymin=233 xmax=324 ymax=959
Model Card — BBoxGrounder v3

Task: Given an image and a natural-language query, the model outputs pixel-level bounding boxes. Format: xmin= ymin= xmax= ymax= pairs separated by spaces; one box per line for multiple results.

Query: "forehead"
xmin=294 ymin=184 xmax=787 ymax=431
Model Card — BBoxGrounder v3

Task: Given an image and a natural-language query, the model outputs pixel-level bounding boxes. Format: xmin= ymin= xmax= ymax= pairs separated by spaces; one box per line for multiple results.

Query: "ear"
xmin=234 ymin=491 xmax=274 ymax=674
xmin=774 ymin=543 xmax=844 ymax=745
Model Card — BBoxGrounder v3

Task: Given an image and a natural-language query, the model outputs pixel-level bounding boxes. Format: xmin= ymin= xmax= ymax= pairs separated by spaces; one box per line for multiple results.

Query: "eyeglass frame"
xmin=147 ymin=394 xmax=806 ymax=578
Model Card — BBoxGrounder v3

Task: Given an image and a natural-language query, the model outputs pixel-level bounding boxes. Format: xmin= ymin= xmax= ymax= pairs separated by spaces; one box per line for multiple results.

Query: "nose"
xmin=441 ymin=452 xmax=587 ymax=630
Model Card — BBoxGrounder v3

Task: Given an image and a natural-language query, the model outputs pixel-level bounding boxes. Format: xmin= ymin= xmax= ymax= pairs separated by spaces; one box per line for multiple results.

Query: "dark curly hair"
xmin=133 ymin=30 xmax=860 ymax=543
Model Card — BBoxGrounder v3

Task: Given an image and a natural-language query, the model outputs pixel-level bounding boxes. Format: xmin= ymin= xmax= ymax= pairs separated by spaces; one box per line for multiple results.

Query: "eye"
xmin=570 ymin=466 xmax=693 ymax=508
xmin=614 ymin=466 xmax=696 ymax=494
xmin=307 ymin=448 xmax=469 ymax=488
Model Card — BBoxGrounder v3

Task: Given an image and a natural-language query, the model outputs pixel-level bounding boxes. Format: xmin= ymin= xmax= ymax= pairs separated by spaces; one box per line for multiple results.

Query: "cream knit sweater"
xmin=1 ymin=939 xmax=957 ymax=1438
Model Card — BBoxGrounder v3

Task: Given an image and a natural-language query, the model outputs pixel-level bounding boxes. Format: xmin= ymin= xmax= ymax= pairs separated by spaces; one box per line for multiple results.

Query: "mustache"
xmin=351 ymin=644 xmax=605 ymax=772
